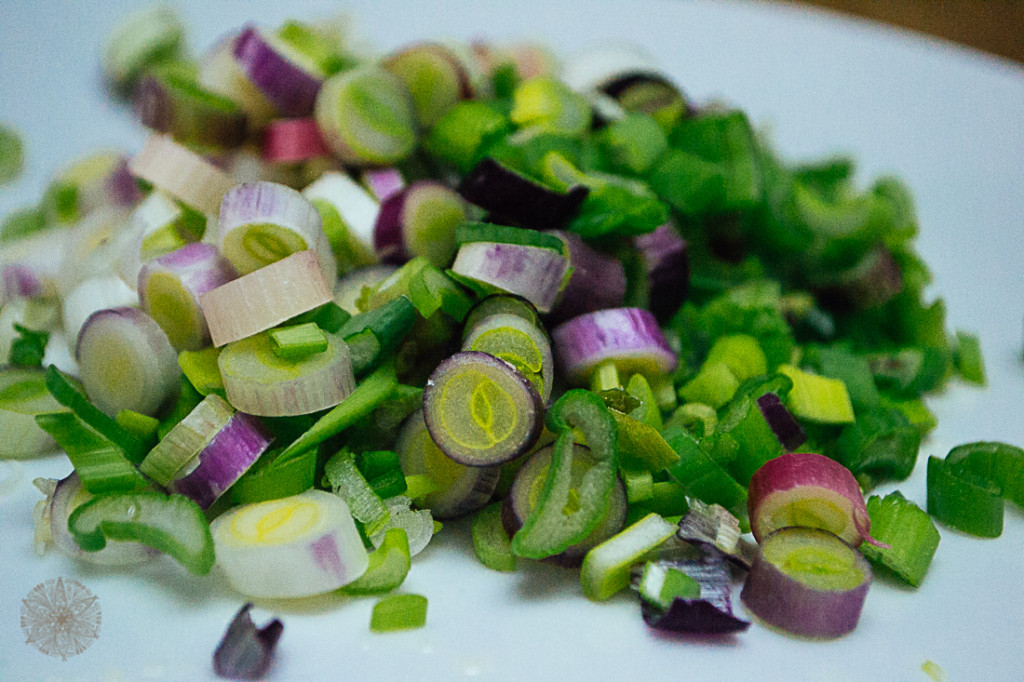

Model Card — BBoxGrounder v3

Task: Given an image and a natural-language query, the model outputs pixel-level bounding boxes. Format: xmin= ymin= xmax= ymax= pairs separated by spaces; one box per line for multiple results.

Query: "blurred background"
xmin=795 ymin=0 xmax=1024 ymax=62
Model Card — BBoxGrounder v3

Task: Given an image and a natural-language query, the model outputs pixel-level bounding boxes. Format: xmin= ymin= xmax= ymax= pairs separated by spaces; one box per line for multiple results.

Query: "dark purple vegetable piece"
xmin=212 ymin=603 xmax=284 ymax=681
xmin=756 ymin=392 xmax=806 ymax=451
xmin=676 ymin=498 xmax=755 ymax=570
xmin=633 ymin=222 xmax=689 ymax=322
xmin=637 ymin=554 xmax=749 ymax=635
xmin=233 ymin=26 xmax=323 ymax=117
xmin=599 ymin=72 xmax=692 ymax=125
xmin=546 ymin=230 xmax=626 ymax=323
xmin=457 ymin=157 xmax=588 ymax=231
xmin=813 ymin=246 xmax=903 ymax=311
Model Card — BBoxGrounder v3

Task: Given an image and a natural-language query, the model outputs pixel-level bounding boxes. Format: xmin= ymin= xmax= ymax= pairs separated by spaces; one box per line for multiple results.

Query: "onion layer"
xmin=129 ymin=134 xmax=235 ymax=216
xmin=450 ymin=241 xmax=570 ymax=314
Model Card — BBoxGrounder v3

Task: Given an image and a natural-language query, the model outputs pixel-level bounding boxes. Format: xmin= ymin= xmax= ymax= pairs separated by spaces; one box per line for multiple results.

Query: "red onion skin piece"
xmin=741 ymin=529 xmax=871 ymax=639
xmin=633 ymin=222 xmax=689 ymax=323
xmin=551 ymin=307 xmax=677 ymax=384
xmin=747 ymin=452 xmax=879 ymax=548
xmin=105 ymin=157 xmax=144 ymax=208
xmin=756 ymin=393 xmax=806 ymax=451
xmin=169 ymin=412 xmax=273 ymax=509
xmin=373 ymin=185 xmax=410 ymax=263
xmin=457 ymin=158 xmax=589 ymax=231
xmin=233 ymin=26 xmax=323 ymax=117
xmin=546 ymin=230 xmax=626 ymax=324
xmin=261 ymin=118 xmax=330 ymax=163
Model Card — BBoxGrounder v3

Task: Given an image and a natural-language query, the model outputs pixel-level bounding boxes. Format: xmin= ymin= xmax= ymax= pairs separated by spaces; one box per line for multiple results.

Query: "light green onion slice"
xmin=324 ymin=450 xmax=390 ymax=537
xmin=102 ymin=3 xmax=184 ymax=91
xmin=268 ymin=322 xmax=328 ymax=360
xmin=580 ymin=512 xmax=678 ymax=601
xmin=472 ymin=502 xmax=517 ymax=572
xmin=0 ymin=124 xmax=24 ymax=185
xmin=778 ymin=364 xmax=855 ymax=424
xmin=341 ymin=528 xmax=412 ymax=595
xmin=139 ymin=394 xmax=234 ymax=486
xmin=370 ymin=593 xmax=428 ymax=632
xmin=0 ymin=367 xmax=66 ymax=458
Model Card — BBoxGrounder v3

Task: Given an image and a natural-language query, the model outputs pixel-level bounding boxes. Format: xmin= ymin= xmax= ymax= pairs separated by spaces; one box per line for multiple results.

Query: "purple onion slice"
xmin=373 ymin=181 xmax=467 ymax=267
xmin=740 ymin=527 xmax=871 ymax=638
xmin=546 ymin=230 xmax=626 ymax=323
xmin=551 ymin=307 xmax=676 ymax=385
xmin=423 ymin=351 xmax=543 ymax=467
xmin=633 ymin=222 xmax=689 ymax=322
xmin=501 ymin=443 xmax=628 ymax=567
xmin=233 ymin=26 xmax=324 ymax=117
xmin=756 ymin=392 xmax=807 ymax=451
xmin=212 ymin=603 xmax=284 ymax=681
xmin=457 ymin=158 xmax=588 ymax=231
xmin=634 ymin=554 xmax=749 ymax=635
xmin=450 ymin=241 xmax=571 ymax=314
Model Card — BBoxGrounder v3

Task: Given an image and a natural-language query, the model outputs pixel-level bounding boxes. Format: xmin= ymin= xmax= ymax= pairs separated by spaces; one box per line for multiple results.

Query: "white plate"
xmin=2 ymin=2 xmax=1023 ymax=681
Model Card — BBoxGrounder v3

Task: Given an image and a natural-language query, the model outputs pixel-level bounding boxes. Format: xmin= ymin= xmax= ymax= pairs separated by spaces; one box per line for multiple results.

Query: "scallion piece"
xmin=370 ymin=593 xmax=428 ymax=632
xmin=8 ymin=324 xmax=48 ymax=367
xmin=472 ymin=502 xmax=517 ymax=572
xmin=268 ymin=322 xmax=328 ymax=360
xmin=511 ymin=389 xmax=617 ymax=559
xmin=580 ymin=512 xmax=678 ymax=601
xmin=68 ymin=490 xmax=214 ymax=575
xmin=926 ymin=455 xmax=1003 ymax=538
xmin=35 ymin=412 xmax=149 ymax=494
xmin=178 ymin=346 xmax=225 ymax=397
xmin=953 ymin=330 xmax=985 ymax=385
xmin=228 ymin=446 xmax=317 ymax=505
xmin=212 ymin=603 xmax=284 ymax=682
xmin=860 ymin=491 xmax=939 ymax=587
xmin=341 ymin=528 xmax=412 ymax=595
xmin=0 ymin=124 xmax=24 ymax=185
xmin=324 ymin=449 xmax=391 ymax=537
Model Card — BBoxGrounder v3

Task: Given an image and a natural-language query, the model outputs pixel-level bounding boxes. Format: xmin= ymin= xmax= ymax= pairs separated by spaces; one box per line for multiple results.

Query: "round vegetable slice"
xmin=76 ymin=306 xmax=180 ymax=417
xmin=129 ymin=134 xmax=235 ymax=216
xmin=462 ymin=311 xmax=553 ymax=402
xmin=423 ymin=351 xmax=543 ymax=467
xmin=210 ymin=489 xmax=369 ymax=598
xmin=218 ymin=330 xmax=355 ymax=417
xmin=373 ymin=181 xmax=467 ymax=267
xmin=381 ymin=42 xmax=472 ymax=127
xmin=747 ymin=452 xmax=879 ymax=548
xmin=740 ymin=527 xmax=871 ymax=639
xmin=396 ymin=408 xmax=499 ymax=519
xmin=233 ymin=26 xmax=325 ymax=117
xmin=262 ymin=118 xmax=330 ymax=163
xmin=450 ymin=241 xmax=571 ymax=314
xmin=0 ymin=366 xmax=63 ymax=458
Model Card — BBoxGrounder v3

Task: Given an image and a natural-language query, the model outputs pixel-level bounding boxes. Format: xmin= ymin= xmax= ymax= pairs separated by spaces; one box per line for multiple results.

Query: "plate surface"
xmin=1 ymin=2 xmax=1023 ymax=681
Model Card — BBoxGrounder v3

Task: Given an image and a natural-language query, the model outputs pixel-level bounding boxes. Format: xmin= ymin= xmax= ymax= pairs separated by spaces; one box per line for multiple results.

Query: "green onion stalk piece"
xmin=833 ymin=406 xmax=921 ymax=491
xmin=580 ymin=512 xmax=678 ymax=601
xmin=102 ymin=3 xmax=184 ymax=93
xmin=778 ymin=364 xmax=855 ymax=424
xmin=661 ymin=426 xmax=748 ymax=524
xmin=370 ymin=593 xmax=427 ymax=632
xmin=953 ymin=330 xmax=985 ymax=385
xmin=178 ymin=346 xmax=225 ymax=397
xmin=611 ymin=411 xmax=680 ymax=472
xmin=339 ymin=296 xmax=418 ymax=375
xmin=424 ymin=100 xmax=510 ymax=173
xmin=472 ymin=502 xmax=517 ymax=572
xmin=268 ymin=322 xmax=328 ymax=360
xmin=324 ymin=450 xmax=391 ymax=537
xmin=228 ymin=446 xmax=317 ymax=505
xmin=35 ymin=412 xmax=150 ymax=494
xmin=860 ymin=491 xmax=939 ymax=587
xmin=510 ymin=389 xmax=618 ymax=559
xmin=341 ymin=528 xmax=412 ymax=595
xmin=68 ymin=491 xmax=214 ymax=575
xmin=510 ymin=76 xmax=591 ymax=136
xmin=277 ymin=359 xmax=398 ymax=463
xmin=927 ymin=441 xmax=1024 ymax=537
xmin=0 ymin=366 xmax=69 ymax=458
xmin=0 ymin=124 xmax=24 ymax=185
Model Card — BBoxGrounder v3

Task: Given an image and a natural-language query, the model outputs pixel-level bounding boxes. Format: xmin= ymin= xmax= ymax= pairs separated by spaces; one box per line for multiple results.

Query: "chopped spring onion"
xmin=268 ymin=322 xmax=328 ymax=360
xmin=341 ymin=528 xmax=412 ymax=595
xmin=135 ymin=69 xmax=248 ymax=149
xmin=68 ymin=490 xmax=215 ymax=575
xmin=0 ymin=124 xmax=24 ymax=185
xmin=210 ymin=489 xmax=368 ymax=598
xmin=580 ymin=512 xmax=678 ymax=601
xmin=323 ymin=449 xmax=391 ymax=537
xmin=860 ymin=491 xmax=939 ymax=587
xmin=370 ymin=593 xmax=428 ymax=632
xmin=178 ymin=346 xmax=225 ymax=397
xmin=228 ymin=446 xmax=317 ymax=505
xmin=472 ymin=502 xmax=517 ymax=572
xmin=0 ymin=366 xmax=64 ymax=458
xmin=449 ymin=240 xmax=571 ymax=314
xmin=778 ymin=364 xmax=855 ymax=424
xmin=382 ymin=42 xmax=472 ymax=128
xmin=102 ymin=4 xmax=184 ymax=93
xmin=129 ymin=134 xmax=235 ymax=216
xmin=926 ymin=441 xmax=1024 ymax=537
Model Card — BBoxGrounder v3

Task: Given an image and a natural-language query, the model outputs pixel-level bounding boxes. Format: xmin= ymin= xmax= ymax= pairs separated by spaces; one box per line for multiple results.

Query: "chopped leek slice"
xmin=472 ymin=502 xmax=517 ymax=572
xmin=268 ymin=322 xmax=328 ymax=360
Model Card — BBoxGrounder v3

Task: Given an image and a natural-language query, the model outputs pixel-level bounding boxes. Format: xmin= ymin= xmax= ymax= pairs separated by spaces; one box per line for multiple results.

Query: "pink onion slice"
xmin=551 ymin=307 xmax=677 ymax=385
xmin=199 ymin=249 xmax=333 ymax=347
xmin=261 ymin=118 xmax=330 ymax=163
xmin=76 ymin=306 xmax=180 ymax=417
xmin=169 ymin=410 xmax=272 ymax=509
xmin=450 ymin=241 xmax=570 ymax=313
xmin=362 ymin=168 xmax=405 ymax=202
xmin=233 ymin=26 xmax=324 ymax=117
xmin=138 ymin=243 xmax=238 ymax=351
xmin=747 ymin=452 xmax=881 ymax=548
xmin=2 ymin=265 xmax=44 ymax=300
xmin=741 ymin=527 xmax=871 ymax=639
xmin=546 ymin=230 xmax=626 ymax=323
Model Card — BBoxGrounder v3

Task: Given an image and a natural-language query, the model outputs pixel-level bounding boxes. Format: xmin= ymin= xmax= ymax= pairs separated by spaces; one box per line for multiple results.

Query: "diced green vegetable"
xmin=472 ymin=502 xmax=517 ymax=572
xmin=342 ymin=528 xmax=411 ymax=595
xmin=860 ymin=491 xmax=939 ymax=587
xmin=370 ymin=593 xmax=428 ymax=632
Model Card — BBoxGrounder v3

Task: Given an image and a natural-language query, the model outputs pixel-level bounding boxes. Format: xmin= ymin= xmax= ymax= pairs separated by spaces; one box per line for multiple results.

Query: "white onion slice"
xmin=218 ymin=181 xmax=336 ymax=282
xmin=58 ymin=206 xmax=133 ymax=295
xmin=211 ymin=489 xmax=369 ymax=598
xmin=129 ymin=134 xmax=235 ymax=216
xmin=302 ymin=170 xmax=380 ymax=260
xmin=199 ymin=249 xmax=332 ymax=347
xmin=76 ymin=306 xmax=180 ymax=417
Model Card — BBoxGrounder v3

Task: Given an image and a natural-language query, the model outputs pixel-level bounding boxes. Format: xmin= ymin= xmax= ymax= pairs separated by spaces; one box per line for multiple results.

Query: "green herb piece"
xmin=8 ymin=324 xmax=48 ymax=367
xmin=662 ymin=426 xmax=748 ymax=522
xmin=425 ymin=100 xmax=510 ymax=173
xmin=228 ymin=447 xmax=316 ymax=505
xmin=455 ymin=222 xmax=566 ymax=253
xmin=510 ymin=76 xmax=590 ymax=135
xmin=370 ymin=594 xmax=428 ymax=632
xmin=597 ymin=113 xmax=668 ymax=175
xmin=860 ymin=491 xmax=939 ymax=587
xmin=926 ymin=455 xmax=1003 ymax=538
xmin=0 ymin=124 xmax=25 ymax=185
xmin=277 ymin=359 xmax=398 ymax=463
xmin=511 ymin=389 xmax=618 ymax=559
xmin=833 ymin=407 xmax=921 ymax=490
xmin=268 ymin=322 xmax=329 ymax=360
xmin=34 ymin=411 xmax=150 ymax=493
xmin=115 ymin=409 xmax=160 ymax=442
xmin=339 ymin=297 xmax=418 ymax=375
xmin=68 ymin=491 xmax=214 ymax=575
xmin=778 ymin=364 xmax=855 ymax=424
xmin=580 ymin=513 xmax=678 ymax=601
xmin=472 ymin=502 xmax=517 ymax=572
xmin=342 ymin=528 xmax=411 ymax=595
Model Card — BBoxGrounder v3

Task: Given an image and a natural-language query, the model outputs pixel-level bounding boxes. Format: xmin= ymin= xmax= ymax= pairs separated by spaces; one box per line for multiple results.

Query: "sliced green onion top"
xmin=341 ymin=528 xmax=411 ymax=595
xmin=35 ymin=411 xmax=150 ymax=493
xmin=370 ymin=593 xmax=428 ymax=632
xmin=0 ymin=124 xmax=24 ymax=185
xmin=860 ymin=491 xmax=939 ymax=587
xmin=268 ymin=322 xmax=329 ymax=360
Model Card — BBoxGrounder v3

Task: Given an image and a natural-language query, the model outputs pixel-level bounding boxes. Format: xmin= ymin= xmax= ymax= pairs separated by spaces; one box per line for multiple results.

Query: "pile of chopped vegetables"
xmin=1 ymin=4 xmax=1021 ymax=677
